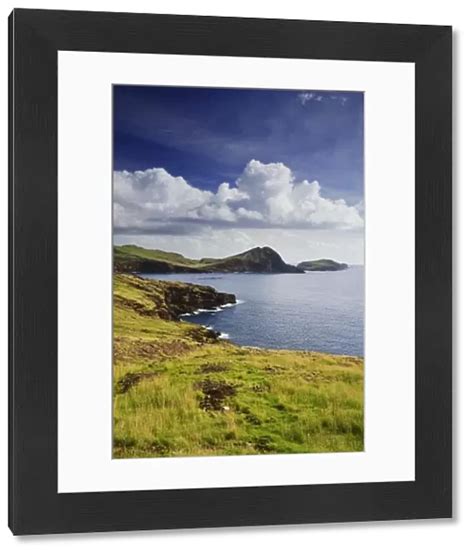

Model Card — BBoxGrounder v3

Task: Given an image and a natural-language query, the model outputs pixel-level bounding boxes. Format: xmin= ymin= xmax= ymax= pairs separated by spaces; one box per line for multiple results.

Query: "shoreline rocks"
xmin=114 ymin=273 xmax=236 ymax=322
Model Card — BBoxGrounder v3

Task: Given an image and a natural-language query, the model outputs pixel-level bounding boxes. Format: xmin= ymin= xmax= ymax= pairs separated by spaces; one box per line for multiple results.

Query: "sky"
xmin=113 ymin=85 xmax=364 ymax=264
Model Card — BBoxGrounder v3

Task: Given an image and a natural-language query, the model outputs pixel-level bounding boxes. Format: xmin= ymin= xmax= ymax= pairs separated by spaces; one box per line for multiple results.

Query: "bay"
xmin=142 ymin=266 xmax=364 ymax=356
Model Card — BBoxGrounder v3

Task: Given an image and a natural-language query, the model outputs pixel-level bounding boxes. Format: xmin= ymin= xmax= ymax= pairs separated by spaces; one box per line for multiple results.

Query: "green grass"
xmin=297 ymin=259 xmax=348 ymax=271
xmin=113 ymin=274 xmax=364 ymax=458
xmin=113 ymin=244 xmax=301 ymax=274
xmin=115 ymin=244 xmax=205 ymax=267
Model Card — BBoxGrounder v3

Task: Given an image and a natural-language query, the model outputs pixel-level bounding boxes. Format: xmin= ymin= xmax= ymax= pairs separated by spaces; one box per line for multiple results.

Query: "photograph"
xmin=112 ymin=85 xmax=365 ymax=458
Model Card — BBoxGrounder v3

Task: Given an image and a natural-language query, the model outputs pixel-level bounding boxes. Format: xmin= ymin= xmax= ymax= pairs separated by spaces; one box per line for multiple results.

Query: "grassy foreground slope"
xmin=114 ymin=244 xmax=303 ymax=274
xmin=113 ymin=274 xmax=364 ymax=458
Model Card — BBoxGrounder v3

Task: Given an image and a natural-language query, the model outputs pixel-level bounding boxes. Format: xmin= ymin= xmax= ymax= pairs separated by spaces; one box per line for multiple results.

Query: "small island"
xmin=297 ymin=259 xmax=349 ymax=272
xmin=111 ymin=85 xmax=365 ymax=461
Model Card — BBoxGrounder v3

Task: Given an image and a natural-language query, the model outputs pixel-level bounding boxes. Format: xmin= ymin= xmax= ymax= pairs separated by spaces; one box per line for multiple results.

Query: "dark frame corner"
xmin=9 ymin=8 xmax=452 ymax=535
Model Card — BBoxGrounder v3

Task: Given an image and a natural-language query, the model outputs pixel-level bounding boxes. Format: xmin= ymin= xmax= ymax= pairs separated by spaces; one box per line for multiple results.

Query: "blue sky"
xmin=114 ymin=86 xmax=364 ymax=204
xmin=113 ymin=85 xmax=364 ymax=263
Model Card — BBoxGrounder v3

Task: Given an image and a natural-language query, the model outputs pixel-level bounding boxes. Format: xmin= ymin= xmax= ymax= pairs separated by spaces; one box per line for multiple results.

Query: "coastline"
xmin=113 ymin=273 xmax=364 ymax=458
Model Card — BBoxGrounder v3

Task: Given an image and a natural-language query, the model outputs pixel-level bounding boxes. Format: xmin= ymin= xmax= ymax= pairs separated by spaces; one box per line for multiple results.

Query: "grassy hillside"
xmin=113 ymin=274 xmax=364 ymax=458
xmin=115 ymin=244 xmax=204 ymax=267
xmin=297 ymin=259 xmax=349 ymax=271
xmin=114 ymin=244 xmax=303 ymax=274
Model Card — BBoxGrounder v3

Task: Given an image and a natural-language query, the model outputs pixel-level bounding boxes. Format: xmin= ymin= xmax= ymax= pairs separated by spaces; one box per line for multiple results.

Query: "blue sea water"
xmin=142 ymin=267 xmax=364 ymax=356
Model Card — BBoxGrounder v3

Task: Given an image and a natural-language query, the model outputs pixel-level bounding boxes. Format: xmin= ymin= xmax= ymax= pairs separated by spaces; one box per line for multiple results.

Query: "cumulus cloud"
xmin=113 ymin=160 xmax=363 ymax=234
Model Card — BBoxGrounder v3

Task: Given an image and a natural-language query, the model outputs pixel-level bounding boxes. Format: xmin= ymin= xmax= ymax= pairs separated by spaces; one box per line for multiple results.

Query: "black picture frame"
xmin=8 ymin=8 xmax=452 ymax=535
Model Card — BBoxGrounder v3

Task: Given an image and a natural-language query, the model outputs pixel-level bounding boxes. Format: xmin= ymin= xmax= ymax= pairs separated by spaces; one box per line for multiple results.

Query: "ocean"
xmin=142 ymin=266 xmax=364 ymax=356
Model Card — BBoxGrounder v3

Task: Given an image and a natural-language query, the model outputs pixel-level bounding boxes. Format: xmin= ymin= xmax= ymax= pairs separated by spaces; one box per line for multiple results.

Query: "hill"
xmin=296 ymin=259 xmax=349 ymax=272
xmin=113 ymin=273 xmax=364 ymax=458
xmin=114 ymin=245 xmax=303 ymax=274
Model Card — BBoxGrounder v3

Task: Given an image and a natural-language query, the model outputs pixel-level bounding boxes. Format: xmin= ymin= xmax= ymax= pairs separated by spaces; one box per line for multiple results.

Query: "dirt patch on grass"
xmin=160 ymin=341 xmax=193 ymax=357
xmin=195 ymin=379 xmax=237 ymax=411
xmin=114 ymin=337 xmax=192 ymax=361
xmin=116 ymin=371 xmax=158 ymax=394
xmin=114 ymin=295 xmax=155 ymax=317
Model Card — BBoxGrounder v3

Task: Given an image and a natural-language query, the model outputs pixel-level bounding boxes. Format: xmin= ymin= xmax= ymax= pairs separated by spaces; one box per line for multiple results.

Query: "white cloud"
xmin=113 ymin=160 xmax=363 ymax=234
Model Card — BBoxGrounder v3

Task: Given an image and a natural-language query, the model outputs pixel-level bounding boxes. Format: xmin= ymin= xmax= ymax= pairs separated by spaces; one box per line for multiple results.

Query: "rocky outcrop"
xmin=297 ymin=259 xmax=349 ymax=272
xmin=114 ymin=274 xmax=236 ymax=322
xmin=162 ymin=282 xmax=236 ymax=319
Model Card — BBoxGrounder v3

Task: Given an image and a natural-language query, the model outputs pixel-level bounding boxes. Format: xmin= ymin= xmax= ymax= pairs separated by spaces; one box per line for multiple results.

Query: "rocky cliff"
xmin=296 ymin=259 xmax=349 ymax=272
xmin=114 ymin=273 xmax=236 ymax=321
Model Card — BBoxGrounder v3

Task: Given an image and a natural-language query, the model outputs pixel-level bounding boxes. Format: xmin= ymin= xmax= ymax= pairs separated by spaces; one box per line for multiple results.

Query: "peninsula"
xmin=114 ymin=245 xmax=303 ymax=274
xmin=297 ymin=259 xmax=349 ymax=272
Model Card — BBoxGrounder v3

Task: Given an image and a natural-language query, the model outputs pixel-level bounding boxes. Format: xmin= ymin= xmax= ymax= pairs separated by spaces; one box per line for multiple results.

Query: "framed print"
xmin=9 ymin=9 xmax=452 ymax=534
